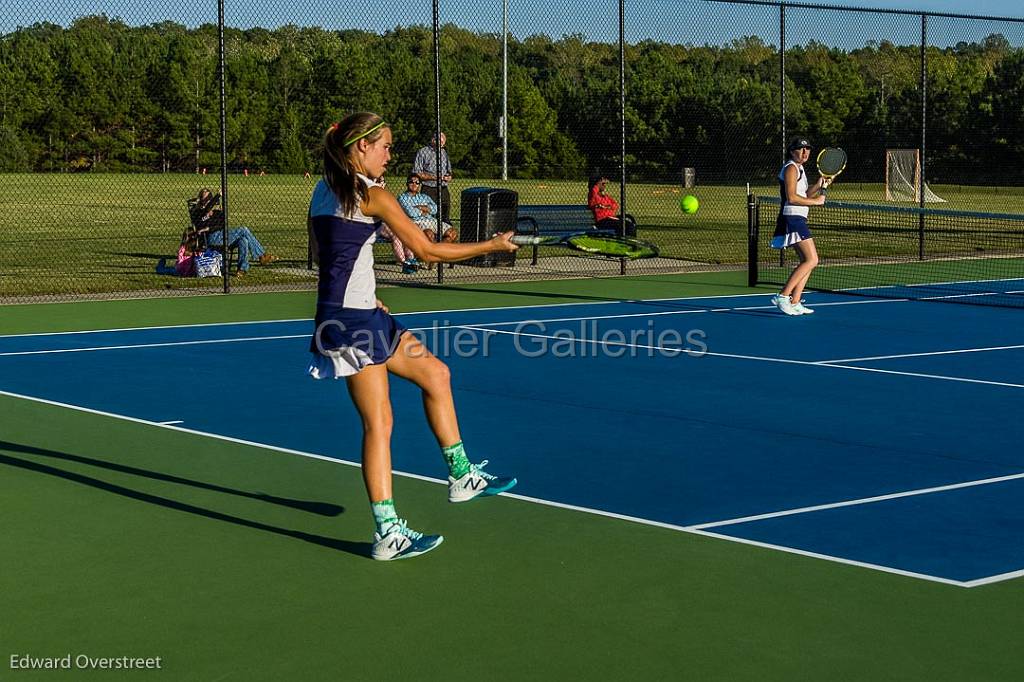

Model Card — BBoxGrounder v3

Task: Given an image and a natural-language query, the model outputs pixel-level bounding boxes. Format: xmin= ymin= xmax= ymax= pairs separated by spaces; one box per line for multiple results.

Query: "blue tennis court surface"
xmin=2 ymin=292 xmax=1022 ymax=586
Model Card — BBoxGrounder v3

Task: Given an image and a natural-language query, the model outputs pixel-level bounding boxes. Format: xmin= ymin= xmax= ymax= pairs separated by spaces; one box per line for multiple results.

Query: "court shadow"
xmin=0 ymin=447 xmax=369 ymax=558
xmin=0 ymin=440 xmax=344 ymax=517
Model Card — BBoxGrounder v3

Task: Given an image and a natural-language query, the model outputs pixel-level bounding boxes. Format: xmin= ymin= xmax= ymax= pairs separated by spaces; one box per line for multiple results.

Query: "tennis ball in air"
xmin=680 ymin=194 xmax=699 ymax=214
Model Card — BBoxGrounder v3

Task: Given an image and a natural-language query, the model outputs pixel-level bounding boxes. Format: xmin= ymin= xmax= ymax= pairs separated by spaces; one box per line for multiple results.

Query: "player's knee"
xmin=424 ymin=358 xmax=451 ymax=392
xmin=433 ymin=359 xmax=451 ymax=385
xmin=364 ymin=411 xmax=394 ymax=437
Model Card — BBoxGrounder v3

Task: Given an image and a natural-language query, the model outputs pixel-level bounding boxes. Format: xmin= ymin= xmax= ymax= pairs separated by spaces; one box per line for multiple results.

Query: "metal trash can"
xmin=459 ymin=187 xmax=517 ymax=267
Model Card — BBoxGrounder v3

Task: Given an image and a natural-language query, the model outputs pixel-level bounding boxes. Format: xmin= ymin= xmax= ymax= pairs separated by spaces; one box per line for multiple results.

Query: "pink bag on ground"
xmin=175 ymin=244 xmax=195 ymax=276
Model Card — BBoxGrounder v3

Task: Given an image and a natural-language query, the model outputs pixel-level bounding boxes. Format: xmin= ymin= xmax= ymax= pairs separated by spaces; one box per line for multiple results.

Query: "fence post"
xmin=780 ymin=3 xmax=787 ymax=158
xmin=433 ymin=0 xmax=444 ymax=284
xmin=919 ymin=13 xmax=927 ymax=260
xmin=619 ymin=0 xmax=627 ymax=276
xmin=217 ymin=0 xmax=230 ymax=293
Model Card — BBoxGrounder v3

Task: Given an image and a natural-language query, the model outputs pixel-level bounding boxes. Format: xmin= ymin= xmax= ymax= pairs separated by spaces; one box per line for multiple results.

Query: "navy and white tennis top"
xmin=778 ymin=160 xmax=809 ymax=218
xmin=309 ymin=175 xmax=381 ymax=309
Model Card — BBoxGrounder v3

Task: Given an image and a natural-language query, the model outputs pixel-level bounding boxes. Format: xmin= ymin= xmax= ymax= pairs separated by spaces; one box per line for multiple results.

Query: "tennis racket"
xmin=816 ymin=147 xmax=847 ymax=194
xmin=510 ymin=233 xmax=659 ymax=259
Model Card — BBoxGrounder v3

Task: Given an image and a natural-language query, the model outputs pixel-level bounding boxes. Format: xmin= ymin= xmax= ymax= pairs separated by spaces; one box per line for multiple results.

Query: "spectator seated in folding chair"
xmin=187 ymin=188 xmax=278 ymax=277
xmin=155 ymin=227 xmax=204 ymax=276
xmin=397 ymin=173 xmax=457 ymax=270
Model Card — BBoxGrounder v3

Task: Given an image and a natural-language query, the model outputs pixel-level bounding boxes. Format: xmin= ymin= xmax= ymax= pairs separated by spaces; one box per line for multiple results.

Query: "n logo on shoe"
xmin=388 ymin=536 xmax=409 ymax=551
xmin=465 ymin=478 xmax=485 ymax=491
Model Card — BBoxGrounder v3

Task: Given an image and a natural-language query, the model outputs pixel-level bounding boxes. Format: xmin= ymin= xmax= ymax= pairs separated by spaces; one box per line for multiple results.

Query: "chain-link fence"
xmin=1 ymin=0 xmax=1022 ymax=301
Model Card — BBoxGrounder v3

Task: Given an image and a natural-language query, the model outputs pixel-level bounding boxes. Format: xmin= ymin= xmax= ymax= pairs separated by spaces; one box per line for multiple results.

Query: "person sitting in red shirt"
xmin=587 ymin=176 xmax=636 ymax=236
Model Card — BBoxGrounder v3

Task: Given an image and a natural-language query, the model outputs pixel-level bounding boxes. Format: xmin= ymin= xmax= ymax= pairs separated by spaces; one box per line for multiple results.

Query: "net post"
xmin=747 ymin=192 xmax=759 ymax=288
xmin=918 ymin=208 xmax=926 ymax=260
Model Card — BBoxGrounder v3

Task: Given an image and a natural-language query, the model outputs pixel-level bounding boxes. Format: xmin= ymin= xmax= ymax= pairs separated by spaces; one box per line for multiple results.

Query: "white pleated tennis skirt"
xmin=771 ymin=214 xmax=812 ymax=249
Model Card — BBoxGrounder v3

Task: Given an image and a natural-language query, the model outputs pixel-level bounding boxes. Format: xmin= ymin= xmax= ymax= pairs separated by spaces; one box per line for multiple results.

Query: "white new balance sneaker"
xmin=771 ymin=293 xmax=801 ymax=316
xmin=371 ymin=519 xmax=443 ymax=561
xmin=448 ymin=460 xmax=518 ymax=503
xmin=792 ymin=301 xmax=814 ymax=314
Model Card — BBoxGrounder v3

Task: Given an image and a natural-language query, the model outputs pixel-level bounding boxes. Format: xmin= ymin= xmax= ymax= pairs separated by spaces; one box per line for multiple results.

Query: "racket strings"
xmin=817 ymin=148 xmax=847 ymax=176
xmin=568 ymin=235 xmax=660 ymax=259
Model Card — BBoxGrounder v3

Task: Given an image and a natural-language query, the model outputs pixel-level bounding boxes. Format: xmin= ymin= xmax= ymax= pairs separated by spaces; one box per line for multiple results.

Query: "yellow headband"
xmin=343 ymin=120 xmax=387 ymax=147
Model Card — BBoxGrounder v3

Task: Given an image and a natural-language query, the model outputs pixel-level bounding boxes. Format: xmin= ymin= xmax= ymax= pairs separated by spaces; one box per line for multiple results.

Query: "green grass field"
xmin=2 ymin=282 xmax=1023 ymax=681
xmin=3 ymin=173 xmax=1023 ymax=299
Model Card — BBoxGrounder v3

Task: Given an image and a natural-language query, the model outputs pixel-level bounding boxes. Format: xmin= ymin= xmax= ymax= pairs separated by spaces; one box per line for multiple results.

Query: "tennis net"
xmin=748 ymin=196 xmax=1024 ymax=307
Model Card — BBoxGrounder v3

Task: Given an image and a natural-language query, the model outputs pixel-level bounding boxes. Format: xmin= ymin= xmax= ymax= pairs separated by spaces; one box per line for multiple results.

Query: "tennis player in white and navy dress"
xmin=772 ymin=158 xmax=812 ymax=249
xmin=307 ymin=173 xmax=407 ymax=378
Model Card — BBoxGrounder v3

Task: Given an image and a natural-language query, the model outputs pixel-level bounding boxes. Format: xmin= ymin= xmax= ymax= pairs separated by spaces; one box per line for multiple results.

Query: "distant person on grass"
xmin=307 ymin=111 xmax=519 ymax=561
xmin=770 ymin=136 xmax=825 ymax=316
xmin=190 ymin=189 xmax=277 ymax=277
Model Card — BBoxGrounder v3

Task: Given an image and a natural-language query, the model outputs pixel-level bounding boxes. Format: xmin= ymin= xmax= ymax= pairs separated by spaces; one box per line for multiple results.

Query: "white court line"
xmin=919 ymin=290 xmax=1021 ymax=301
xmin=841 ymin=275 xmax=1024 ymax=291
xmin=689 ymin=472 xmax=1024 ymax=530
xmin=3 ymin=387 xmax=1017 ymax=588
xmin=0 ymin=291 xmax=910 ymax=341
xmin=686 ymin=529 xmax=967 ymax=587
xmin=963 ymin=568 xmax=1024 ymax=588
xmin=459 ymin=297 xmax=906 ymax=328
xmin=464 ymin=308 xmax=709 ymax=326
xmin=0 ymin=318 xmax=312 ymax=340
xmin=0 ymin=292 xmax=782 ymax=340
xmin=0 ymin=319 xmax=672 ymax=357
xmin=1 ymin=282 xmax=1014 ymax=341
xmin=0 ymin=334 xmax=308 ymax=357
xmin=818 ymin=363 xmax=1024 ymax=389
xmin=821 ymin=344 xmax=1024 ymax=364
xmin=5 ymin=314 xmax=1021 ymax=389
xmin=497 ymin=490 xmax=968 ymax=587
xmin=0 ymin=298 xmax=896 ymax=358
xmin=459 ymin=326 xmax=1024 ymax=389
xmin=158 ymin=420 xmax=184 ymax=426
xmin=906 ymin=275 xmax=1024 ymax=288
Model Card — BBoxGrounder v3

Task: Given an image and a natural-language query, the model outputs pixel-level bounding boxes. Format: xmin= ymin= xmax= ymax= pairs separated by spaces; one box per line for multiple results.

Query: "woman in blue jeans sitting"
xmin=191 ymin=188 xmax=277 ymax=276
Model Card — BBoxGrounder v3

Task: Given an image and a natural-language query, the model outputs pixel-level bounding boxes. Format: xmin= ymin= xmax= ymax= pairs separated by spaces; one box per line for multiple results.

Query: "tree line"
xmin=1 ymin=15 xmax=1022 ymax=184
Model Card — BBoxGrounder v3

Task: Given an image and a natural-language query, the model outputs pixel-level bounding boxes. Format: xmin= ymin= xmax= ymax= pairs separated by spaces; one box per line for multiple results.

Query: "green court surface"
xmin=2 ymin=272 xmax=1023 ymax=681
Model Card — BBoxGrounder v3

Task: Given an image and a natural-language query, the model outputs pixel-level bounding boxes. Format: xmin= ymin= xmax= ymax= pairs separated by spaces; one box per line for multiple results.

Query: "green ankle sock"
xmin=371 ymin=499 xmax=398 ymax=534
xmin=441 ymin=441 xmax=471 ymax=479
